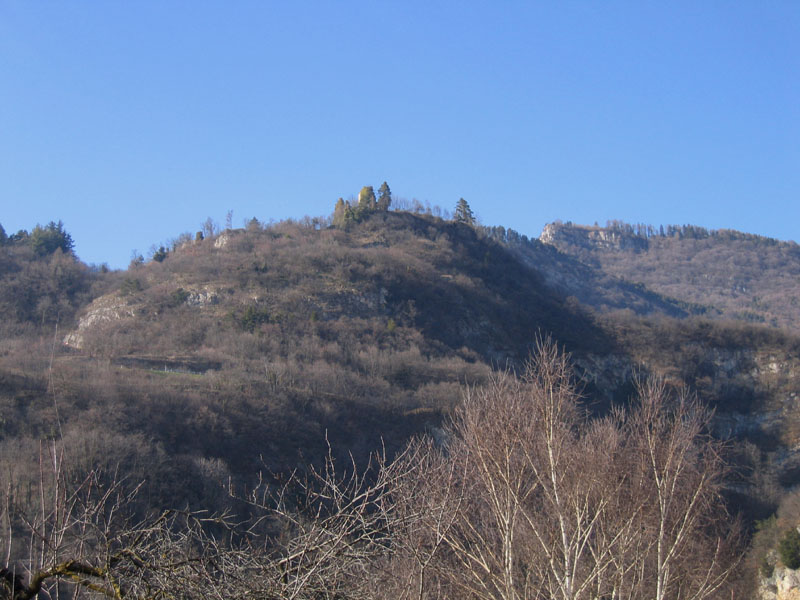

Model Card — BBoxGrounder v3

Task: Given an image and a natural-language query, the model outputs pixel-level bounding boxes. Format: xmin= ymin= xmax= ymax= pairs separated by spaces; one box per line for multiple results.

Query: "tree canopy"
xmin=454 ymin=198 xmax=475 ymax=226
xmin=358 ymin=186 xmax=376 ymax=212
xmin=333 ymin=183 xmax=393 ymax=228
xmin=377 ymin=181 xmax=392 ymax=211
xmin=30 ymin=220 xmax=75 ymax=256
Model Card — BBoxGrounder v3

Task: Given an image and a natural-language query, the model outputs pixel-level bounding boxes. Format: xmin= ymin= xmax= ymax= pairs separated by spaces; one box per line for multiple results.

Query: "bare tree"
xmin=201 ymin=217 xmax=219 ymax=239
xmin=0 ymin=343 xmax=739 ymax=600
xmin=386 ymin=339 xmax=739 ymax=600
xmin=381 ymin=437 xmax=466 ymax=600
xmin=426 ymin=340 xmax=632 ymax=600
xmin=621 ymin=377 xmax=740 ymax=600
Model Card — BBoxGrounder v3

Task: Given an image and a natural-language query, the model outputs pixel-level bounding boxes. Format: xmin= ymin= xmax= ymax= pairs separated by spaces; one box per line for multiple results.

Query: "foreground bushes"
xmin=0 ymin=341 xmax=740 ymax=599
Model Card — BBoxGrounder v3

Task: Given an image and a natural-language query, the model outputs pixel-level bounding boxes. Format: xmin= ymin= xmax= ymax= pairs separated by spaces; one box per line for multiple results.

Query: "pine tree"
xmin=333 ymin=198 xmax=347 ymax=228
xmin=377 ymin=182 xmax=392 ymax=211
xmin=358 ymin=186 xmax=376 ymax=212
xmin=454 ymin=198 xmax=475 ymax=226
xmin=152 ymin=246 xmax=168 ymax=262
xmin=30 ymin=220 xmax=74 ymax=256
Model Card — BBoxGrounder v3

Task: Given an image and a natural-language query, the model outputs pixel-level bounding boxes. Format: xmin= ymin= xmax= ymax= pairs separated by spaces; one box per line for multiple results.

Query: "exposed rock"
xmin=573 ymin=347 xmax=800 ymax=482
xmin=540 ymin=222 xmax=649 ymax=252
xmin=63 ymin=295 xmax=136 ymax=349
xmin=185 ymin=287 xmax=219 ymax=307
xmin=214 ymin=229 xmax=243 ymax=249
xmin=760 ymin=564 xmax=800 ymax=600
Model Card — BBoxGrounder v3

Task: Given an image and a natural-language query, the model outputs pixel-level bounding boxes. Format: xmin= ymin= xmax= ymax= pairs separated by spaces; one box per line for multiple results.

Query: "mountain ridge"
xmin=537 ymin=219 xmax=800 ymax=332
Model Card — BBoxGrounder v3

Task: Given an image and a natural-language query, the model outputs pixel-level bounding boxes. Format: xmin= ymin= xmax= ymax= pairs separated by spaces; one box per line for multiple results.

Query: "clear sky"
xmin=1 ymin=2 xmax=798 ymax=269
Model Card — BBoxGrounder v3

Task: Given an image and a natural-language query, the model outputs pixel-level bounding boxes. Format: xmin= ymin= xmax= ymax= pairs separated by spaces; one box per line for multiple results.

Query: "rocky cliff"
xmin=540 ymin=221 xmax=649 ymax=252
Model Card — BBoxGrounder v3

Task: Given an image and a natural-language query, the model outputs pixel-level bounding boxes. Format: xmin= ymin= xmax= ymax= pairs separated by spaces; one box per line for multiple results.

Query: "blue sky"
xmin=1 ymin=2 xmax=798 ymax=269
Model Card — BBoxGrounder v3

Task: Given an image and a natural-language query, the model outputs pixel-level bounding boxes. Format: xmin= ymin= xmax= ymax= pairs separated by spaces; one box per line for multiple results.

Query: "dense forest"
xmin=1 ymin=196 xmax=800 ymax=598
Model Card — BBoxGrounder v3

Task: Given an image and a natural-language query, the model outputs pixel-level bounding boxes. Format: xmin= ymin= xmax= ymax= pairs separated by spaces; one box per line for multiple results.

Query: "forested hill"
xmin=539 ymin=220 xmax=800 ymax=332
xmin=2 ymin=210 xmax=617 ymax=518
xmin=4 ymin=207 xmax=800 ymax=595
xmin=1 ymin=210 xmax=798 ymax=480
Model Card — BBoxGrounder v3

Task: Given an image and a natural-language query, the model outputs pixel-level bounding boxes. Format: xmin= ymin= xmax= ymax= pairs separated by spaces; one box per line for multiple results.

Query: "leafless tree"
xmin=418 ymin=340 xmax=633 ymax=600
xmin=0 ymin=342 xmax=739 ymax=600
xmin=380 ymin=437 xmax=466 ymax=600
xmin=620 ymin=377 xmax=740 ymax=600
xmin=386 ymin=339 xmax=740 ymax=600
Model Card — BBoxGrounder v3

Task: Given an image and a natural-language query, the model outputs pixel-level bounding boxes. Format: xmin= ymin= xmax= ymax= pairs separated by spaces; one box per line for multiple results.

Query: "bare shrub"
xmin=385 ymin=339 xmax=740 ymax=600
xmin=0 ymin=341 xmax=740 ymax=600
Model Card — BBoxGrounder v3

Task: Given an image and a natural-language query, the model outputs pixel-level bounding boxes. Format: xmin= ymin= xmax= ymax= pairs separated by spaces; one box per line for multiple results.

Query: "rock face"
xmin=63 ymin=294 xmax=136 ymax=349
xmin=575 ymin=346 xmax=800 ymax=483
xmin=185 ymin=287 xmax=219 ymax=307
xmin=540 ymin=222 xmax=649 ymax=252
xmin=214 ymin=229 xmax=243 ymax=249
xmin=64 ymin=285 xmax=222 ymax=349
xmin=761 ymin=565 xmax=800 ymax=600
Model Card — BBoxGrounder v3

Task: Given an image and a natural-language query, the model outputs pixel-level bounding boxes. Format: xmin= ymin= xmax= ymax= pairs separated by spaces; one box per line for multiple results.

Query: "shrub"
xmin=235 ymin=305 xmax=272 ymax=332
xmin=152 ymin=246 xmax=168 ymax=262
xmin=778 ymin=528 xmax=800 ymax=569
xmin=120 ymin=278 xmax=143 ymax=296
xmin=170 ymin=288 xmax=191 ymax=307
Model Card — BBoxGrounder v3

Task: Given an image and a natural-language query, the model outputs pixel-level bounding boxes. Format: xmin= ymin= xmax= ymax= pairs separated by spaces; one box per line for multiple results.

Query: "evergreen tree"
xmin=454 ymin=198 xmax=475 ymax=226
xmin=30 ymin=220 xmax=74 ymax=256
xmin=779 ymin=528 xmax=800 ymax=569
xmin=0 ymin=222 xmax=6 ymax=245
xmin=377 ymin=182 xmax=392 ymax=211
xmin=358 ymin=186 xmax=376 ymax=213
xmin=152 ymin=246 xmax=168 ymax=262
xmin=344 ymin=202 xmax=355 ymax=224
xmin=333 ymin=198 xmax=347 ymax=227
xmin=10 ymin=229 xmax=29 ymax=244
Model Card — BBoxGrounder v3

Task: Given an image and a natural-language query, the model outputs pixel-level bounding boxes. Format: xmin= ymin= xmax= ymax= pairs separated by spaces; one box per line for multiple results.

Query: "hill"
xmin=5 ymin=208 xmax=800 ymax=595
xmin=539 ymin=220 xmax=800 ymax=331
xmin=2 ymin=210 xmax=800 ymax=524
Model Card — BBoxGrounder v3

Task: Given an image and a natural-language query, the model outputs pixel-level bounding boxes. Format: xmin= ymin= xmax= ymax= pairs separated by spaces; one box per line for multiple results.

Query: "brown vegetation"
xmin=4 ymin=211 xmax=800 ymax=597
xmin=0 ymin=341 xmax=740 ymax=599
xmin=542 ymin=221 xmax=800 ymax=332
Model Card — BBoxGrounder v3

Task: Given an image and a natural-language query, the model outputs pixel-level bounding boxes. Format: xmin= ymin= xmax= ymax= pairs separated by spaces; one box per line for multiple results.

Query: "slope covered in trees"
xmin=2 ymin=205 xmax=800 ymax=597
xmin=540 ymin=220 xmax=800 ymax=332
xmin=0 ymin=341 xmax=741 ymax=600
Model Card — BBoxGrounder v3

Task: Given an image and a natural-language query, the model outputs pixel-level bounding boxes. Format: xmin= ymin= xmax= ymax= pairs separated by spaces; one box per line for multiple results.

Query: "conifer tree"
xmin=454 ymin=198 xmax=475 ymax=226
xmin=333 ymin=198 xmax=347 ymax=227
xmin=377 ymin=182 xmax=392 ymax=211
xmin=30 ymin=220 xmax=74 ymax=256
xmin=358 ymin=186 xmax=376 ymax=211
